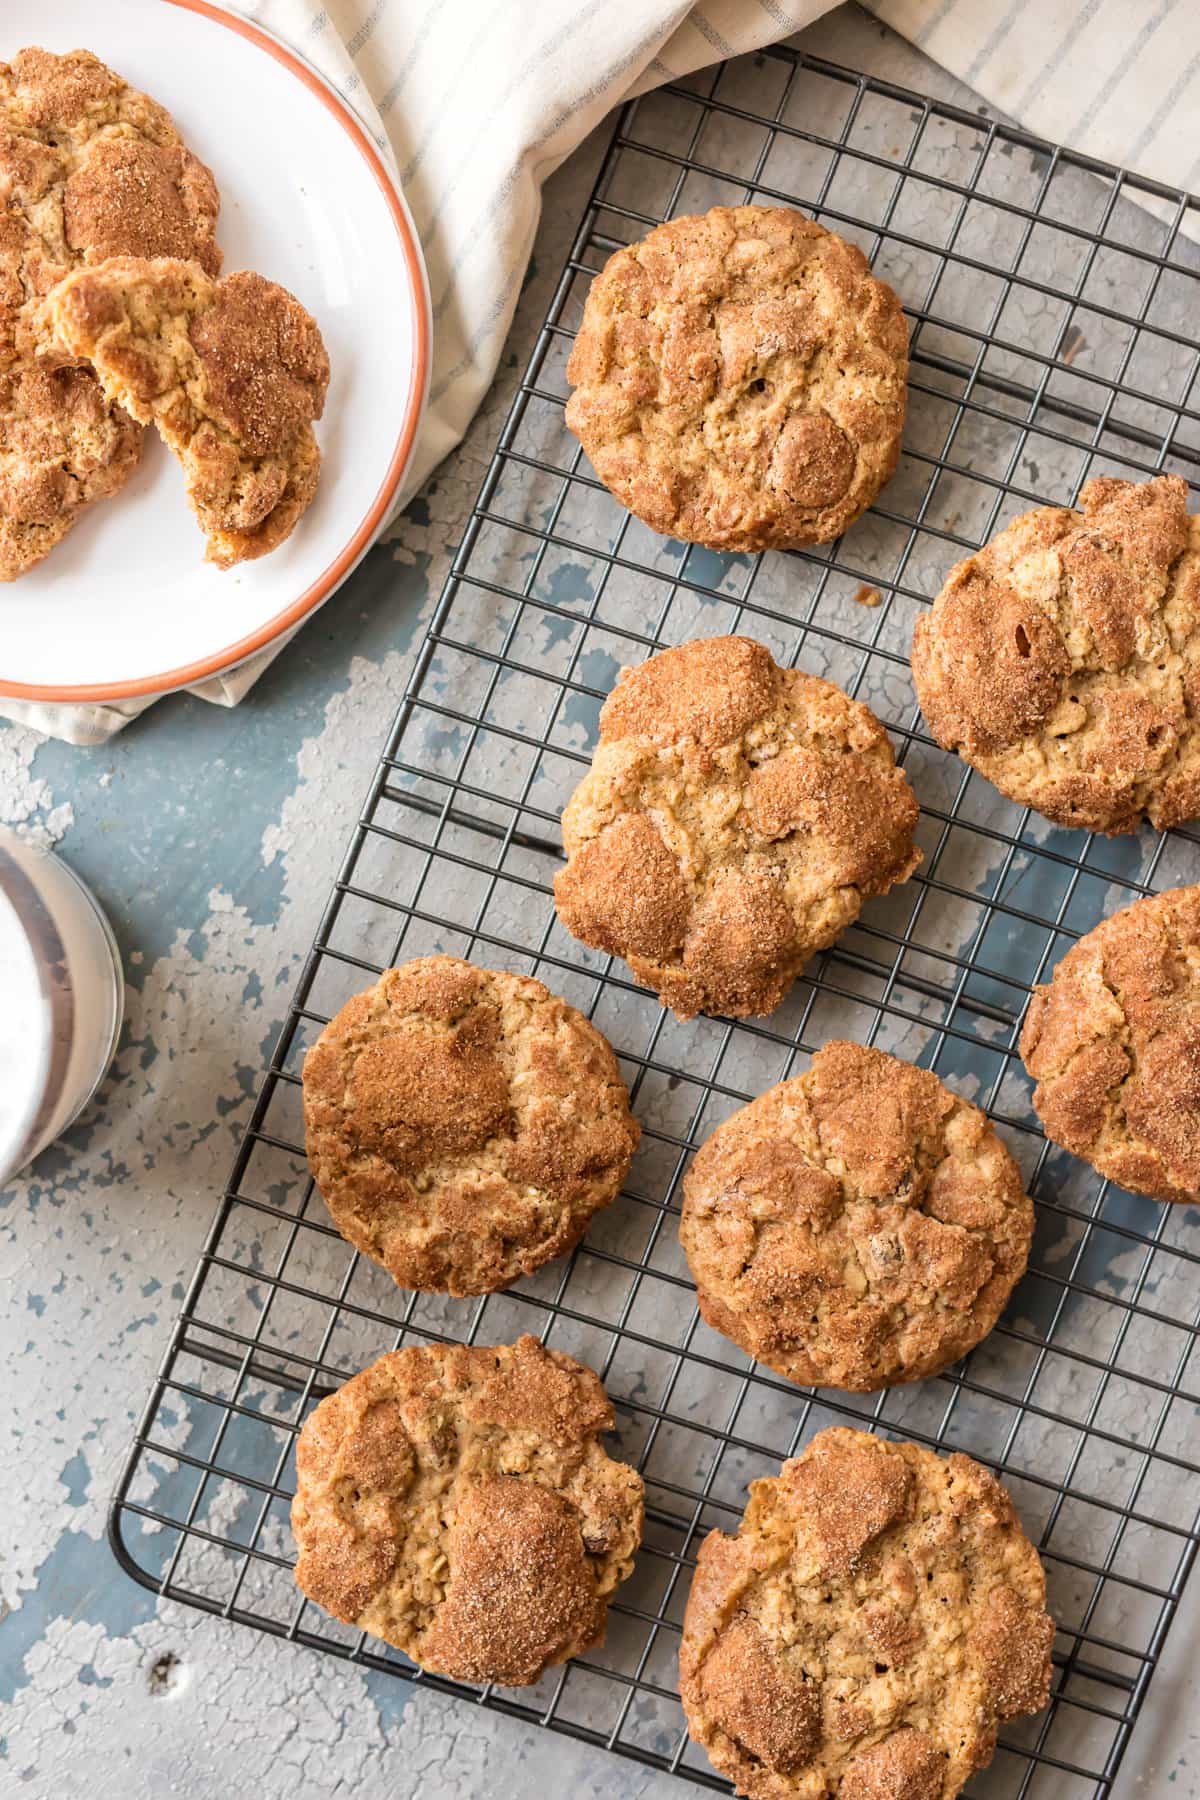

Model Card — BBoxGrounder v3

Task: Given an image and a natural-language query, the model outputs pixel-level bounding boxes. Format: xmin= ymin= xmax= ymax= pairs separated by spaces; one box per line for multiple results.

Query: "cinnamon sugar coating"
xmin=681 ymin=1042 xmax=1033 ymax=1391
xmin=555 ymin=637 xmax=920 ymax=1019
xmin=912 ymin=475 xmax=1200 ymax=833
xmin=0 ymin=47 xmax=220 ymax=367
xmin=292 ymin=1335 xmax=644 ymax=1685
xmin=302 ymin=957 xmax=639 ymax=1296
xmin=679 ymin=1427 xmax=1054 ymax=1799
xmin=0 ymin=357 xmax=141 ymax=578
xmin=565 ymin=205 xmax=908 ymax=550
xmin=1020 ymin=882 xmax=1200 ymax=1202
xmin=43 ymin=256 xmax=328 ymax=565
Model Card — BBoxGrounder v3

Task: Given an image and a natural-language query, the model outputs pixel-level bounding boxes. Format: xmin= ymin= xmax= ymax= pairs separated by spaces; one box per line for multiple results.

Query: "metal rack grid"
xmin=112 ymin=43 xmax=1200 ymax=1799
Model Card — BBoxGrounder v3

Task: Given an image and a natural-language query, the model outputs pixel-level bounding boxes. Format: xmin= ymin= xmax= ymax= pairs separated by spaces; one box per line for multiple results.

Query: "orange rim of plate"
xmin=0 ymin=0 xmax=431 ymax=706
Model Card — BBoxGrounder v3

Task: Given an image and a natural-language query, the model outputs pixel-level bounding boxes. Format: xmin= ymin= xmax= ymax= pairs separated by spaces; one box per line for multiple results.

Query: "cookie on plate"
xmin=681 ymin=1041 xmax=1032 ymax=1391
xmin=292 ymin=1334 xmax=644 ymax=1685
xmin=0 ymin=46 xmax=221 ymax=366
xmin=912 ymin=475 xmax=1200 ymax=834
xmin=303 ymin=956 xmax=639 ymax=1296
xmin=43 ymin=256 xmax=329 ymax=565
xmin=679 ymin=1426 xmax=1054 ymax=1800
xmin=0 ymin=357 xmax=142 ymax=579
xmin=565 ymin=204 xmax=908 ymax=550
xmin=555 ymin=637 xmax=920 ymax=1019
xmin=1020 ymin=882 xmax=1200 ymax=1202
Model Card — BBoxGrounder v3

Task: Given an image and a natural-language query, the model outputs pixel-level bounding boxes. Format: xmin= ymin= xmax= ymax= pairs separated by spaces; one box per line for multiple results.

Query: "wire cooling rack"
xmin=112 ymin=43 xmax=1200 ymax=1799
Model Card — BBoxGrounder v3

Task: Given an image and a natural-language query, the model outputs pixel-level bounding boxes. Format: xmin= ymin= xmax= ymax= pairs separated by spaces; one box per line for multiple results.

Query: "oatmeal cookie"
xmin=303 ymin=956 xmax=639 ymax=1296
xmin=681 ymin=1042 xmax=1032 ymax=1391
xmin=43 ymin=256 xmax=329 ymax=565
xmin=0 ymin=47 xmax=220 ymax=366
xmin=1020 ymin=882 xmax=1200 ymax=1202
xmin=554 ymin=637 xmax=920 ymax=1019
xmin=679 ymin=1426 xmax=1054 ymax=1799
xmin=912 ymin=475 xmax=1200 ymax=834
xmin=292 ymin=1334 xmax=644 ymax=1685
xmin=565 ymin=205 xmax=908 ymax=551
xmin=0 ymin=356 xmax=141 ymax=578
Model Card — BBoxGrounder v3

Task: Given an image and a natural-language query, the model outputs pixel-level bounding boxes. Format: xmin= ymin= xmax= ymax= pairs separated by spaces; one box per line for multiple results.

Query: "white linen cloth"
xmin=8 ymin=0 xmax=1196 ymax=744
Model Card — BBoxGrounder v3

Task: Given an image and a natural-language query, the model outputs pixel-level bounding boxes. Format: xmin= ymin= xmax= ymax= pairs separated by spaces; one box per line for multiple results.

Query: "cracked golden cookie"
xmin=1020 ymin=882 xmax=1200 ymax=1202
xmin=679 ymin=1426 xmax=1054 ymax=1800
xmin=564 ymin=205 xmax=908 ymax=550
xmin=292 ymin=1334 xmax=644 ymax=1685
xmin=0 ymin=47 xmax=220 ymax=367
xmin=681 ymin=1042 xmax=1032 ymax=1391
xmin=303 ymin=956 xmax=639 ymax=1296
xmin=0 ymin=357 xmax=142 ymax=578
xmin=555 ymin=637 xmax=920 ymax=1019
xmin=43 ymin=255 xmax=329 ymax=565
xmin=912 ymin=475 xmax=1200 ymax=834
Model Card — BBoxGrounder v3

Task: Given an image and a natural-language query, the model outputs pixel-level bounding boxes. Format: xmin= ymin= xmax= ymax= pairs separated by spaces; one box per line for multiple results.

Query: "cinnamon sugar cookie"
xmin=292 ymin=1334 xmax=644 ymax=1685
xmin=565 ymin=205 xmax=908 ymax=550
xmin=555 ymin=637 xmax=920 ymax=1019
xmin=680 ymin=1427 xmax=1054 ymax=1799
xmin=303 ymin=956 xmax=639 ymax=1296
xmin=912 ymin=475 xmax=1200 ymax=834
xmin=44 ymin=256 xmax=328 ymax=565
xmin=1020 ymin=882 xmax=1200 ymax=1202
xmin=681 ymin=1041 xmax=1033 ymax=1391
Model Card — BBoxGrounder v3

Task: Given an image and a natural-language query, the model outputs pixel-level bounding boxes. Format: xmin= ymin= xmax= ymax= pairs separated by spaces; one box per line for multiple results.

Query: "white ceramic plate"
xmin=0 ymin=0 xmax=430 ymax=704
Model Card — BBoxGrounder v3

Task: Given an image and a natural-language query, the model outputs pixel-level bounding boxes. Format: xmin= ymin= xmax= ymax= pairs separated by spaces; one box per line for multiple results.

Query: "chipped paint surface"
xmin=2 ymin=11 xmax=1198 ymax=1796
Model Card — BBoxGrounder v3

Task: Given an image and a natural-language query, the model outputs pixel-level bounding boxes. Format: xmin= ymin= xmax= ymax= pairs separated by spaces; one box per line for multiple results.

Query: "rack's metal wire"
xmin=111 ymin=45 xmax=1200 ymax=1797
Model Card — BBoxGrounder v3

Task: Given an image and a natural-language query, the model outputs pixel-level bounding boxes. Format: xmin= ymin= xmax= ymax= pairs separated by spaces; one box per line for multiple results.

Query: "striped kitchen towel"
xmin=10 ymin=0 xmax=1195 ymax=743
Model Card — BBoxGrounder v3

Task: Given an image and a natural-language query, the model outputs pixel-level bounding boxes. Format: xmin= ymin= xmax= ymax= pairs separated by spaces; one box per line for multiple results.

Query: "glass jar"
xmin=0 ymin=830 xmax=124 ymax=1186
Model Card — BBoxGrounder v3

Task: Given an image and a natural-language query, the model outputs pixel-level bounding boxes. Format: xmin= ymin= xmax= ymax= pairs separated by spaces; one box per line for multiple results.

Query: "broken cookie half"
xmin=42 ymin=254 xmax=329 ymax=566
xmin=0 ymin=356 xmax=143 ymax=580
